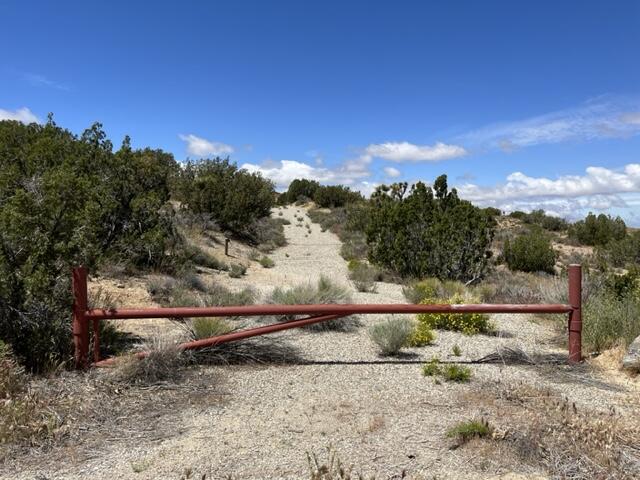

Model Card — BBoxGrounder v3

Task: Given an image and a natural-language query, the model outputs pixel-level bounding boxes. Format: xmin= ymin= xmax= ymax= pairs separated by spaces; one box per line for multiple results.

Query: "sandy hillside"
xmin=5 ymin=205 xmax=639 ymax=480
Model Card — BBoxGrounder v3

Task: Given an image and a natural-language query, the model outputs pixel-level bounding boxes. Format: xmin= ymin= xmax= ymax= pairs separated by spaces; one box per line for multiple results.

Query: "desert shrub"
xmin=281 ymin=178 xmax=320 ymax=205
xmin=480 ymin=269 xmax=543 ymax=303
xmin=518 ymin=209 xmax=568 ymax=232
xmin=250 ymin=216 xmax=287 ymax=252
xmin=340 ymin=231 xmax=368 ymax=261
xmin=441 ymin=280 xmax=466 ymax=297
xmin=443 ymin=364 xmax=472 ymax=382
xmin=582 ymin=292 xmax=640 ymax=353
xmin=349 ymin=262 xmax=378 ymax=292
xmin=267 ymin=276 xmax=356 ymax=331
xmin=367 ymin=176 xmax=495 ymax=281
xmin=422 ymin=357 xmax=442 ymax=376
xmin=598 ymin=230 xmax=640 ymax=268
xmin=147 ymin=275 xmax=255 ymax=307
xmin=179 ymin=244 xmax=227 ymax=271
xmin=503 ymin=229 xmax=557 ymax=273
xmin=416 ymin=294 xmax=493 ymax=335
xmin=313 ymin=185 xmax=362 ymax=208
xmin=446 ymin=419 xmax=491 ymax=444
xmin=569 ymin=212 xmax=627 ymax=246
xmin=228 ymin=263 xmax=247 ymax=278
xmin=0 ymin=341 xmax=26 ymax=399
xmin=368 ymin=317 xmax=413 ymax=355
xmin=406 ymin=322 xmax=436 ymax=347
xmin=259 ymin=256 xmax=275 ymax=268
xmin=0 ymin=120 xmax=182 ymax=371
xmin=402 ymin=278 xmax=443 ymax=303
xmin=180 ymin=271 xmax=208 ymax=292
xmin=112 ymin=337 xmax=188 ymax=385
xmin=177 ymin=157 xmax=274 ymax=234
xmin=452 ymin=344 xmax=462 ymax=356
xmin=186 ymin=317 xmax=232 ymax=340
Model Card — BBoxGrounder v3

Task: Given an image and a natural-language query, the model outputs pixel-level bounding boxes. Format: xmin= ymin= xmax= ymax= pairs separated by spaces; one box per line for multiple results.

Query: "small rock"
xmin=622 ymin=335 xmax=640 ymax=371
xmin=116 ymin=283 xmax=125 ymax=289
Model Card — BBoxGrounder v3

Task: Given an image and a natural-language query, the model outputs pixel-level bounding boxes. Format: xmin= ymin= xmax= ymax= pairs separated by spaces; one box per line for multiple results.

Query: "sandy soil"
xmin=5 ymin=206 xmax=639 ymax=480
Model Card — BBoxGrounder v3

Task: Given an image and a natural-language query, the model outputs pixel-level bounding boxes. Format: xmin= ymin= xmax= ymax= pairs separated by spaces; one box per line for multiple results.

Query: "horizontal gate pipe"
xmin=93 ymin=313 xmax=345 ymax=367
xmin=86 ymin=302 xmax=573 ymax=320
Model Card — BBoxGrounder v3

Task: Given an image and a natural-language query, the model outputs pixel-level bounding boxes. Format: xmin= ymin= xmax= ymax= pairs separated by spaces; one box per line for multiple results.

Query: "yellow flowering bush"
xmin=416 ymin=294 xmax=494 ymax=335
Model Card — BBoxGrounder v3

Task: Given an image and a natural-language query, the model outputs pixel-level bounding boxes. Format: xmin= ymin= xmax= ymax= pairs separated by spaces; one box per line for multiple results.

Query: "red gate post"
xmin=568 ymin=264 xmax=582 ymax=363
xmin=72 ymin=267 xmax=89 ymax=369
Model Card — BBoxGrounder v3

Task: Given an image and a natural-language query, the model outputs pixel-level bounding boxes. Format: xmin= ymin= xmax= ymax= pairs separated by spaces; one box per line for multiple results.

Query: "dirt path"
xmin=6 ymin=206 xmax=640 ymax=480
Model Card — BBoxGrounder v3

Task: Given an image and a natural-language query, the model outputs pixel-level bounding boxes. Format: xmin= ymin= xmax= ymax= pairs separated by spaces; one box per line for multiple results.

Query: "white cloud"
xmin=457 ymin=163 xmax=640 ymax=219
xmin=463 ymin=96 xmax=640 ymax=150
xmin=179 ymin=133 xmax=234 ymax=157
xmin=0 ymin=107 xmax=40 ymax=124
xmin=364 ymin=141 xmax=467 ymax=163
xmin=241 ymin=157 xmax=372 ymax=191
xmin=383 ymin=166 xmax=401 ymax=178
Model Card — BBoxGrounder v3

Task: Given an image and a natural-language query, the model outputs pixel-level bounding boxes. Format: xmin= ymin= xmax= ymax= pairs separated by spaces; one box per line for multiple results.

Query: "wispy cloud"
xmin=179 ymin=134 xmax=234 ymax=157
xmin=462 ymin=96 xmax=640 ymax=151
xmin=0 ymin=107 xmax=40 ymax=124
xmin=457 ymin=163 xmax=640 ymax=218
xmin=363 ymin=141 xmax=467 ymax=163
xmin=24 ymin=73 xmax=69 ymax=91
xmin=383 ymin=166 xmax=401 ymax=178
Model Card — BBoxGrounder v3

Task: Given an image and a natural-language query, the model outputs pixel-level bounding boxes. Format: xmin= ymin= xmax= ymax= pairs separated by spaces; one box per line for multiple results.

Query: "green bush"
xmin=313 ymin=185 xmax=363 ymax=208
xmin=569 ymin=212 xmax=626 ymax=246
xmin=443 ymin=364 xmax=472 ymax=382
xmin=503 ymin=229 xmax=557 ymax=274
xmin=403 ymin=278 xmax=443 ymax=303
xmin=250 ymin=217 xmax=287 ymax=252
xmin=416 ymin=294 xmax=493 ymax=335
xmin=406 ymin=322 xmax=436 ymax=347
xmin=0 ymin=120 xmax=182 ymax=371
xmin=422 ymin=357 xmax=442 ymax=376
xmin=259 ymin=256 xmax=275 ymax=268
xmin=267 ymin=276 xmax=357 ymax=331
xmin=177 ymin=158 xmax=274 ymax=234
xmin=583 ymin=292 xmax=640 ymax=353
xmin=368 ymin=317 xmax=414 ymax=356
xmin=446 ymin=419 xmax=491 ymax=443
xmin=280 ymin=178 xmax=320 ymax=205
xmin=367 ymin=176 xmax=495 ymax=281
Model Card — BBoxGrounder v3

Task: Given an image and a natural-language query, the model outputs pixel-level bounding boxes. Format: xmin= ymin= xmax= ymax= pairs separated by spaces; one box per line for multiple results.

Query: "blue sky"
xmin=1 ymin=1 xmax=639 ymax=223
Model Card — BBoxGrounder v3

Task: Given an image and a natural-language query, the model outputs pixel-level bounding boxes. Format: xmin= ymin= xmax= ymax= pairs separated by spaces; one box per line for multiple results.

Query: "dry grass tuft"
xmin=111 ymin=336 xmax=189 ymax=385
xmin=473 ymin=382 xmax=640 ymax=479
xmin=307 ymin=446 xmax=375 ymax=480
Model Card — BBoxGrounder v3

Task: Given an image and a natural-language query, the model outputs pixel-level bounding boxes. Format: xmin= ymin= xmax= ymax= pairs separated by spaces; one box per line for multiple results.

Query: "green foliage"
xmin=406 ymin=322 xmax=436 ymax=347
xmin=313 ymin=185 xmax=363 ymax=208
xmin=250 ymin=217 xmax=287 ymax=252
xmin=443 ymin=364 xmax=472 ymax=382
xmin=368 ymin=317 xmax=414 ymax=356
xmin=281 ymin=178 xmax=320 ymax=205
xmin=0 ymin=120 xmax=181 ymax=371
xmin=583 ymin=291 xmax=640 ymax=353
xmin=188 ymin=317 xmax=232 ymax=340
xmin=177 ymin=157 xmax=274 ymax=233
xmin=422 ymin=357 xmax=442 ymax=376
xmin=403 ymin=278 xmax=443 ymax=303
xmin=259 ymin=256 xmax=275 ymax=268
xmin=446 ymin=419 xmax=491 ymax=443
xmin=267 ymin=276 xmax=356 ymax=331
xmin=366 ymin=176 xmax=495 ymax=281
xmin=503 ymin=229 xmax=557 ymax=274
xmin=569 ymin=212 xmax=627 ymax=246
xmin=147 ymin=275 xmax=255 ymax=308
xmin=452 ymin=344 xmax=462 ymax=356
xmin=517 ymin=209 xmax=568 ymax=231
xmin=416 ymin=294 xmax=493 ymax=335
xmin=597 ymin=231 xmax=640 ymax=268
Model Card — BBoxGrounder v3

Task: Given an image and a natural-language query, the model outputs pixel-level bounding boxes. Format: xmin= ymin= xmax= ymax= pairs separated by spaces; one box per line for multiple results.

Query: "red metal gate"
xmin=72 ymin=265 xmax=583 ymax=368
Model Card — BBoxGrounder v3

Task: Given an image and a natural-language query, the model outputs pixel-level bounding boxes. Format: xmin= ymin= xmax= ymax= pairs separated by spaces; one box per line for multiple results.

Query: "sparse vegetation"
xmin=446 ymin=419 xmax=491 ymax=444
xmin=259 ymin=255 xmax=275 ymax=268
xmin=185 ymin=317 xmax=233 ymax=340
xmin=452 ymin=344 xmax=462 ymax=356
xmin=349 ymin=262 xmax=379 ymax=292
xmin=267 ymin=277 xmax=357 ymax=331
xmin=229 ymin=263 xmax=247 ymax=278
xmin=112 ymin=337 xmax=188 ymax=385
xmin=422 ymin=357 xmax=442 ymax=376
xmin=368 ymin=317 xmax=414 ymax=356
xmin=416 ymin=294 xmax=494 ymax=335
xmin=442 ymin=364 xmax=472 ymax=382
